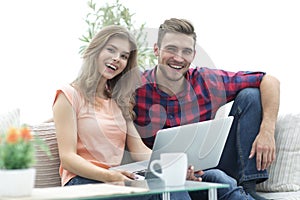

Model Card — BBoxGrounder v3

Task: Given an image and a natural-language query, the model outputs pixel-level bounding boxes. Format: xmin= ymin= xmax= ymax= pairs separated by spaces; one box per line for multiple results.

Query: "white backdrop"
xmin=0 ymin=0 xmax=299 ymax=124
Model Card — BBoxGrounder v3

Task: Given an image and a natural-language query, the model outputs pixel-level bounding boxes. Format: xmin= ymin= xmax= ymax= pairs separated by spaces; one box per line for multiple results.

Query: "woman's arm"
xmin=126 ymin=121 xmax=152 ymax=161
xmin=53 ymin=93 xmax=134 ymax=182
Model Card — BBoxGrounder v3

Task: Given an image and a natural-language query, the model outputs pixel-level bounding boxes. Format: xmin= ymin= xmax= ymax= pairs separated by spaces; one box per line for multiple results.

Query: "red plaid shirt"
xmin=134 ymin=66 xmax=265 ymax=148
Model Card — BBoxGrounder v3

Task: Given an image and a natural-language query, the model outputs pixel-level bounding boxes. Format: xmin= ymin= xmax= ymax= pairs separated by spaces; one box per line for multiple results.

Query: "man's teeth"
xmin=106 ymin=64 xmax=116 ymax=70
xmin=170 ymin=65 xmax=183 ymax=69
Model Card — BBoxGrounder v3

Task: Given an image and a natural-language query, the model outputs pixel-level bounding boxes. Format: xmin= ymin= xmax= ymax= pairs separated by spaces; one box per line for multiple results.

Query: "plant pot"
xmin=0 ymin=168 xmax=36 ymax=197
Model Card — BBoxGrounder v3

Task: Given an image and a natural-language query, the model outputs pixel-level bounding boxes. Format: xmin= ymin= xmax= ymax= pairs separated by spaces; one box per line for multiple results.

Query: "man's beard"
xmin=159 ymin=64 xmax=186 ymax=82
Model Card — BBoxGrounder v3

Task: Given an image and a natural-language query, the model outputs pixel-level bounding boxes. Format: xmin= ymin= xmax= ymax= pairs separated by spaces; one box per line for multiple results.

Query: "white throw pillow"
xmin=256 ymin=112 xmax=300 ymax=192
xmin=0 ymin=108 xmax=20 ymax=134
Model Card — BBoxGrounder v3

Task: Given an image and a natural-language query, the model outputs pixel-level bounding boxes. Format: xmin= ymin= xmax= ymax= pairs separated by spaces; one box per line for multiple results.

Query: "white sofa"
xmin=1 ymin=108 xmax=299 ymax=199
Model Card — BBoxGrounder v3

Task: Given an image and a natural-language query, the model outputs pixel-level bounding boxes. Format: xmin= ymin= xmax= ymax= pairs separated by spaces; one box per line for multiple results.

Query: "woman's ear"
xmin=153 ymin=43 xmax=159 ymax=57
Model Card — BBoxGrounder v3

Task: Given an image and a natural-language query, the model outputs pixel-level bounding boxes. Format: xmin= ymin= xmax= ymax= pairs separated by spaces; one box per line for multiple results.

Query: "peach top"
xmin=54 ymin=85 xmax=127 ymax=186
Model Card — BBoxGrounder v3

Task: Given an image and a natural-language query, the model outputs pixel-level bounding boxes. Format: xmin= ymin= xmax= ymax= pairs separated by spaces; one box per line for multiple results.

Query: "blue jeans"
xmin=65 ymin=176 xmax=191 ymax=200
xmin=189 ymin=169 xmax=255 ymax=200
xmin=216 ymin=88 xmax=268 ymax=185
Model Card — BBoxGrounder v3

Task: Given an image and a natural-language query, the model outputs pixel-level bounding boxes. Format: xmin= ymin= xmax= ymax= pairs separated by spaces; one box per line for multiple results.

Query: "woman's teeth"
xmin=106 ymin=64 xmax=117 ymax=70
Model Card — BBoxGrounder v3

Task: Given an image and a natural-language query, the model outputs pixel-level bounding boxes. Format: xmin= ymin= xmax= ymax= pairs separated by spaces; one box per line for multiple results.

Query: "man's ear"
xmin=154 ymin=43 xmax=159 ymax=56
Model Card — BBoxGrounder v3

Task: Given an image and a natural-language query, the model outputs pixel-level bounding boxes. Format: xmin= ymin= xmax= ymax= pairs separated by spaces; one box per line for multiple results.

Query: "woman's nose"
xmin=112 ymin=53 xmax=120 ymax=61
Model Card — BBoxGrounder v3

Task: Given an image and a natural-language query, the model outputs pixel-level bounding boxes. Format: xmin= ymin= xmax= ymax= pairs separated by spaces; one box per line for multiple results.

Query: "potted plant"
xmin=79 ymin=0 xmax=156 ymax=69
xmin=0 ymin=126 xmax=51 ymax=197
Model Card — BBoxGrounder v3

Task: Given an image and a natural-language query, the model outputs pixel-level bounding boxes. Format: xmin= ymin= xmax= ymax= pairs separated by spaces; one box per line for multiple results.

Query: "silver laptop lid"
xmin=147 ymin=116 xmax=234 ymax=174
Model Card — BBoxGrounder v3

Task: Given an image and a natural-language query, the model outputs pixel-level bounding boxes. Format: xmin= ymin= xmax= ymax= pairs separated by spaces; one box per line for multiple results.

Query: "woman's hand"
xmin=186 ymin=165 xmax=204 ymax=181
xmin=107 ymin=170 xmax=137 ymax=182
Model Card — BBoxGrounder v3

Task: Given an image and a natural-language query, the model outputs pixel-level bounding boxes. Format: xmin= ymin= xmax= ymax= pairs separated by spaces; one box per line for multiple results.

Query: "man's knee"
xmin=236 ymin=88 xmax=260 ymax=102
xmin=203 ymin=169 xmax=237 ymax=186
xmin=232 ymin=88 xmax=262 ymax=115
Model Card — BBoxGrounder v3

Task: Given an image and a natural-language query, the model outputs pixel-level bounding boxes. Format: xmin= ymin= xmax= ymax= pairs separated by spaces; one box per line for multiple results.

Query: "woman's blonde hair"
xmin=72 ymin=25 xmax=140 ymax=120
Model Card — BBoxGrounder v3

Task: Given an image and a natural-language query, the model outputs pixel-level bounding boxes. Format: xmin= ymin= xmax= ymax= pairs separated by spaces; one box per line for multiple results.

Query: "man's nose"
xmin=173 ymin=52 xmax=185 ymax=62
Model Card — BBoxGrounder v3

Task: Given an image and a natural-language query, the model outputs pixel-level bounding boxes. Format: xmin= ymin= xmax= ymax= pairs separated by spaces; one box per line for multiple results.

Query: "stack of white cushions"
xmin=31 ymin=122 xmax=61 ymax=188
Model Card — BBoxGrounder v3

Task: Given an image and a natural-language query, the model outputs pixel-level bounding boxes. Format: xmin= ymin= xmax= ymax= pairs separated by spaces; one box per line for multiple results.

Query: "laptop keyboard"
xmin=133 ymin=169 xmax=146 ymax=177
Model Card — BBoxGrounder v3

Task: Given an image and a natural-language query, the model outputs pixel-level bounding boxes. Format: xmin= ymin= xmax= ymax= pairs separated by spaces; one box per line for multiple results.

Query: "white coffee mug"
xmin=149 ymin=152 xmax=187 ymax=186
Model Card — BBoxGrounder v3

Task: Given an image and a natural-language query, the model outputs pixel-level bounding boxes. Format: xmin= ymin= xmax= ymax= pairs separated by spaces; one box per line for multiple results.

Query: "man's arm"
xmin=249 ymin=74 xmax=280 ymax=171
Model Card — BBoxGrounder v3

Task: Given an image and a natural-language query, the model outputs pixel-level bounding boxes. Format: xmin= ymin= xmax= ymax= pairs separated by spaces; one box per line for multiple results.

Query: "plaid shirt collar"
xmin=146 ymin=65 xmax=192 ymax=100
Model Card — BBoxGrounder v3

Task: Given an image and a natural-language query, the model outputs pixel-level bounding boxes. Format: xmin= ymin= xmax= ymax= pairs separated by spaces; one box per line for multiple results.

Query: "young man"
xmin=134 ymin=18 xmax=280 ymax=200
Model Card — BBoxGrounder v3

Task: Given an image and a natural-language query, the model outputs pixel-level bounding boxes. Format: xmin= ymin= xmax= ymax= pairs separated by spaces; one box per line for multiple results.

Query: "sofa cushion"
xmin=256 ymin=112 xmax=300 ymax=192
xmin=31 ymin=122 xmax=61 ymax=188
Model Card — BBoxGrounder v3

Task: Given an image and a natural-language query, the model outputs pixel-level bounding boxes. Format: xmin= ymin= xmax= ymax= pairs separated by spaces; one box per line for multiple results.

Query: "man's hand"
xmin=186 ymin=165 xmax=204 ymax=181
xmin=249 ymin=130 xmax=276 ymax=171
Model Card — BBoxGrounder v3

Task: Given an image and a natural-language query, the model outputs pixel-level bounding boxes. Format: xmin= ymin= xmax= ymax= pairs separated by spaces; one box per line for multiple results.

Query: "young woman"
xmin=52 ymin=25 xmax=192 ymax=200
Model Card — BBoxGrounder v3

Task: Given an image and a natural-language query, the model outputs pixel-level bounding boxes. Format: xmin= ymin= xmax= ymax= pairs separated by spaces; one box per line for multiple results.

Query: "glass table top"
xmin=6 ymin=178 xmax=229 ymax=200
xmin=68 ymin=179 xmax=229 ymax=200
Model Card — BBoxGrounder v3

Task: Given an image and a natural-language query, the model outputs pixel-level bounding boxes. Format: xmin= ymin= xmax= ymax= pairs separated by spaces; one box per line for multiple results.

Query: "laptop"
xmin=110 ymin=116 xmax=234 ymax=179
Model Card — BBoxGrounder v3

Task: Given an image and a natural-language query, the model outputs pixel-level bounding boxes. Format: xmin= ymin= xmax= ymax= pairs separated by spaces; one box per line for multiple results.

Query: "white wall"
xmin=0 ymin=0 xmax=85 ymax=123
xmin=1 ymin=0 xmax=299 ymax=124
